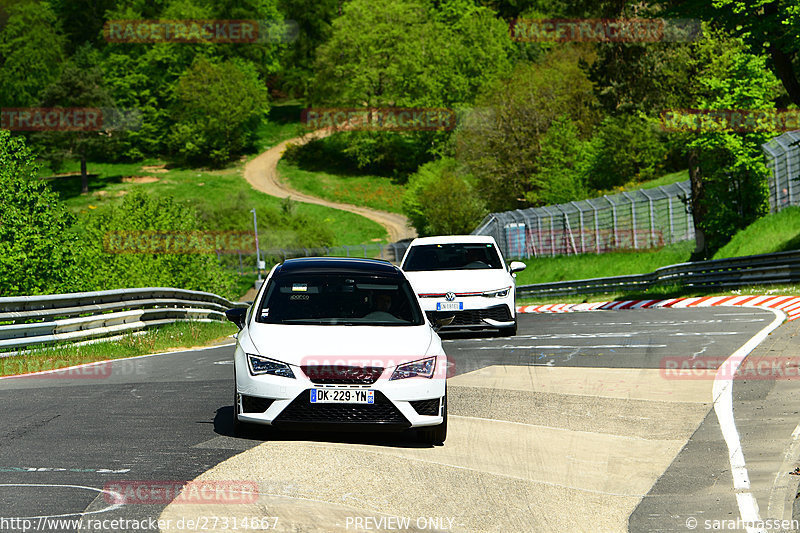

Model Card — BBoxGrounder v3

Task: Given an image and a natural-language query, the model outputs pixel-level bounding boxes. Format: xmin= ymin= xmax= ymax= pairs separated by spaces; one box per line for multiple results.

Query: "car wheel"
xmin=418 ymin=395 xmax=447 ymax=445
xmin=499 ymin=321 xmax=517 ymax=337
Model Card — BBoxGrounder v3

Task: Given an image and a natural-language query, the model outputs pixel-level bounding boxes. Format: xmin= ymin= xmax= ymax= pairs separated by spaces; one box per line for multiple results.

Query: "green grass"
xmin=279 ymin=160 xmax=406 ymax=213
xmin=513 ymin=241 xmax=693 ymax=286
xmin=714 ymin=207 xmax=800 ymax=259
xmin=0 ymin=320 xmax=237 ymax=377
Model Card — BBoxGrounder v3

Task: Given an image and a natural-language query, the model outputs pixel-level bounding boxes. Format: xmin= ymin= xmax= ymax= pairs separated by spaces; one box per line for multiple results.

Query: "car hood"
xmin=245 ymin=323 xmax=435 ymax=367
xmin=403 ymin=269 xmax=512 ymax=294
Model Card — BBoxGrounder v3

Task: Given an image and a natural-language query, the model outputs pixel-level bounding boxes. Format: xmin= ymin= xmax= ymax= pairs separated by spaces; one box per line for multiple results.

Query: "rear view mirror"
xmin=225 ymin=307 xmax=248 ymax=330
xmin=509 ymin=261 xmax=526 ymax=273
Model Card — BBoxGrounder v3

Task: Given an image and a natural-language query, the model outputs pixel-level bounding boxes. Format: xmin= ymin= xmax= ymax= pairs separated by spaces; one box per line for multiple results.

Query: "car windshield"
xmin=402 ymin=243 xmax=503 ymax=271
xmin=256 ymin=273 xmax=425 ymax=326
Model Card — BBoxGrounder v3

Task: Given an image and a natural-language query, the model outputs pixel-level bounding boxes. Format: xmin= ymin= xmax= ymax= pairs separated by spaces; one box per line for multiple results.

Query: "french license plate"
xmin=437 ymin=301 xmax=463 ymax=311
xmin=310 ymin=389 xmax=374 ymax=404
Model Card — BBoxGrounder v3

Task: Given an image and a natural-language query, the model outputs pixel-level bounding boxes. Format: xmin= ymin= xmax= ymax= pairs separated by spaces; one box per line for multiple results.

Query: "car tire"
xmin=499 ymin=321 xmax=517 ymax=337
xmin=418 ymin=395 xmax=447 ymax=445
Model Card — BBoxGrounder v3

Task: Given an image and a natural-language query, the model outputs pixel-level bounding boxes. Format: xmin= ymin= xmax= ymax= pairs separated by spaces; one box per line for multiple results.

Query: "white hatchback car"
xmin=225 ymin=257 xmax=449 ymax=444
xmin=400 ymin=235 xmax=526 ymax=336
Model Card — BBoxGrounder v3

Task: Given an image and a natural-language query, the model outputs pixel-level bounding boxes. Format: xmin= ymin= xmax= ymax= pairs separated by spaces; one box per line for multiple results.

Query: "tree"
xmin=309 ymin=0 xmax=513 ymax=171
xmin=168 ymin=57 xmax=270 ymax=166
xmin=34 ymin=45 xmax=116 ymax=194
xmin=455 ymin=46 xmax=599 ymax=211
xmin=655 ymin=0 xmax=800 ymax=106
xmin=403 ymin=158 xmax=487 ymax=236
xmin=0 ymin=1 xmax=67 ymax=107
xmin=681 ymin=28 xmax=782 ymax=258
xmin=0 ymin=130 xmax=84 ymax=296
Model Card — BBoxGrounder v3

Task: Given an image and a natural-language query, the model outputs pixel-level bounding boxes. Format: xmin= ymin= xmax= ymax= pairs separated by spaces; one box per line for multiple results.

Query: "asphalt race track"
xmin=1 ymin=307 xmax=797 ymax=533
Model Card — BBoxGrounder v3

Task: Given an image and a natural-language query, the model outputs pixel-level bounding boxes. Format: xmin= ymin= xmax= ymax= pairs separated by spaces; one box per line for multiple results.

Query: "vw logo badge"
xmin=445 ymin=292 xmax=456 ymax=301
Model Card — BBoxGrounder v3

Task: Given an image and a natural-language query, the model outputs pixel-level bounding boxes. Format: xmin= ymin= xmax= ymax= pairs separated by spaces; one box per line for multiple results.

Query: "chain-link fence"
xmin=763 ymin=130 xmax=800 ymax=213
xmin=472 ymin=181 xmax=695 ymax=259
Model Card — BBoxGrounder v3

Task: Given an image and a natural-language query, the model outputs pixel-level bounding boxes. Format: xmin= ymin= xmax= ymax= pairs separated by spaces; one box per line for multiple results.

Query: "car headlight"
xmin=390 ymin=356 xmax=436 ymax=380
xmin=483 ymin=286 xmax=512 ymax=298
xmin=246 ymin=354 xmax=295 ymax=378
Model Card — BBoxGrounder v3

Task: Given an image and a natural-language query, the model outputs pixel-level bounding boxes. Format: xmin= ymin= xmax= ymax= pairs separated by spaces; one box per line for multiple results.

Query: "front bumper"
xmin=424 ymin=303 xmax=515 ymax=330
xmin=234 ymin=350 xmax=446 ymax=430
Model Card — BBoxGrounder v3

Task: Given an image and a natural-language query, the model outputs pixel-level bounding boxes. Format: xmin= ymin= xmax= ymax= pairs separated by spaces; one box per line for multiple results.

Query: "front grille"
xmin=426 ymin=304 xmax=511 ymax=327
xmin=273 ymin=390 xmax=409 ymax=426
xmin=302 ymin=365 xmax=384 ymax=385
xmin=241 ymin=395 xmax=274 ymax=413
xmin=410 ymin=398 xmax=440 ymax=416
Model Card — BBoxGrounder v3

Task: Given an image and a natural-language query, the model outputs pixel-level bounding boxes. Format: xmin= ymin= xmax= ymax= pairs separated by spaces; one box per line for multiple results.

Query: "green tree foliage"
xmin=168 ymin=57 xmax=270 ymax=166
xmin=455 ymin=47 xmax=599 ymax=211
xmin=50 ymin=0 xmax=117 ymax=51
xmin=0 ymin=131 xmax=84 ymax=296
xmin=656 ymin=0 xmax=800 ymax=106
xmin=33 ymin=45 xmax=116 ymax=193
xmin=525 ymin=115 xmax=592 ymax=205
xmin=403 ymin=158 xmax=487 ymax=236
xmin=682 ymin=28 xmax=782 ymax=258
xmin=76 ymin=191 xmax=237 ymax=298
xmin=584 ymin=114 xmax=670 ymax=191
xmin=0 ymin=1 xmax=67 ymax=107
xmin=310 ymin=0 xmax=513 ymax=172
xmin=277 ymin=0 xmax=339 ymax=98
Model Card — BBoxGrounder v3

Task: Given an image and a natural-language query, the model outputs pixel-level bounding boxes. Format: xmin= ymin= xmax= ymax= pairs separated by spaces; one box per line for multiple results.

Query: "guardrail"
xmin=0 ymin=288 xmax=247 ymax=353
xmin=516 ymin=249 xmax=800 ymax=299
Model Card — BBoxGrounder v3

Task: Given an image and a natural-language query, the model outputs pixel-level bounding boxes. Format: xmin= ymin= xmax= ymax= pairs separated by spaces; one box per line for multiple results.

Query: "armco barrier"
xmin=0 ymin=288 xmax=247 ymax=352
xmin=516 ymin=249 xmax=800 ymax=299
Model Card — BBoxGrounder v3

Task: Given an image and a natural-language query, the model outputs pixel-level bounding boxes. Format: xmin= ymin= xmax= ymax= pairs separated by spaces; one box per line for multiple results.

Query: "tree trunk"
xmin=688 ymin=148 xmax=707 ymax=260
xmin=80 ymin=157 xmax=88 ymax=194
xmin=769 ymin=44 xmax=800 ymax=107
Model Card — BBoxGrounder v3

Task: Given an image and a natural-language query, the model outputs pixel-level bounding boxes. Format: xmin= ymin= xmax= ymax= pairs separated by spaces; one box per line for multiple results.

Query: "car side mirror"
xmin=509 ymin=261 xmax=526 ymax=274
xmin=434 ymin=316 xmax=455 ymax=331
xmin=225 ymin=307 xmax=248 ymax=330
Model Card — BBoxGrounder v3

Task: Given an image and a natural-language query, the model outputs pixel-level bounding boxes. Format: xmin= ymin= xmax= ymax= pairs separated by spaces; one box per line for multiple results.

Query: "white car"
xmin=400 ymin=235 xmax=526 ymax=336
xmin=225 ymin=257 xmax=449 ymax=444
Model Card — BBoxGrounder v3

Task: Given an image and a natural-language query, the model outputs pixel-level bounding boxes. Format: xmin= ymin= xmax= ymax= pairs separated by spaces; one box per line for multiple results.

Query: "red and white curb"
xmin=517 ymin=295 xmax=800 ymax=321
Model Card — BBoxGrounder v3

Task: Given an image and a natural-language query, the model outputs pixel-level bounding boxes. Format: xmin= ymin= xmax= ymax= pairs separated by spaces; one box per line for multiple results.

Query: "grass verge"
xmin=714 ymin=207 xmax=800 ymax=259
xmin=279 ymin=159 xmax=406 ymax=214
xmin=513 ymin=241 xmax=693 ymax=286
xmin=0 ymin=320 xmax=237 ymax=377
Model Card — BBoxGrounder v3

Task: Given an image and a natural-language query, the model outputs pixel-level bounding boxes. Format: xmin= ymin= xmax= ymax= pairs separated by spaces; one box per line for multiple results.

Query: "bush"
xmin=168 ymin=57 xmax=270 ymax=167
xmin=585 ymin=114 xmax=669 ymax=191
xmin=0 ymin=131 xmax=85 ymax=296
xmin=76 ymin=191 xmax=238 ymax=299
xmin=403 ymin=158 xmax=486 ymax=236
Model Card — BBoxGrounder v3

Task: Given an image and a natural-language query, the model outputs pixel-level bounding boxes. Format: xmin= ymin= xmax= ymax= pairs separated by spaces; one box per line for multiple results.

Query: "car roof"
xmin=407 ymin=235 xmax=498 ymax=246
xmin=274 ymin=257 xmax=403 ymax=278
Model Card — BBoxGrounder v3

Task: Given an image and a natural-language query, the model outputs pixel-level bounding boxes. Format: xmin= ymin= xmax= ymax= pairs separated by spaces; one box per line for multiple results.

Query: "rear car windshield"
xmin=402 ymin=243 xmax=503 ymax=271
xmin=256 ymin=273 xmax=425 ymax=326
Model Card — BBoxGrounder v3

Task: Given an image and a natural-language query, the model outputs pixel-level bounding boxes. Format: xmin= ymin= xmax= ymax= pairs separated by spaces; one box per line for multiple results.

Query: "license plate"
xmin=310 ymin=389 xmax=374 ymax=404
xmin=437 ymin=302 xmax=463 ymax=311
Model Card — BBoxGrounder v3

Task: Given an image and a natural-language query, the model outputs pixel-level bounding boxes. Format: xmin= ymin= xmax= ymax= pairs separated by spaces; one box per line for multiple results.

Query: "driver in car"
xmin=363 ymin=292 xmax=396 ymax=320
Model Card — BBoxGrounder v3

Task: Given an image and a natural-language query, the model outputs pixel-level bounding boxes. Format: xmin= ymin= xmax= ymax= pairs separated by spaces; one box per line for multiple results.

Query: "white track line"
xmin=711 ymin=307 xmax=785 ymax=533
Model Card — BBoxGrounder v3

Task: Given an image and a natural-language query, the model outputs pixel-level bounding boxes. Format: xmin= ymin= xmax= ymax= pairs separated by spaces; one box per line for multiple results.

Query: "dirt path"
xmin=243 ymin=130 xmax=417 ymax=242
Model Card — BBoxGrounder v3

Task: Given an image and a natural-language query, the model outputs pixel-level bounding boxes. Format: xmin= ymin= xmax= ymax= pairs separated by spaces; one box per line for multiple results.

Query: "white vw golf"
xmin=225 ymin=257 xmax=449 ymax=444
xmin=401 ymin=235 xmax=526 ymax=336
